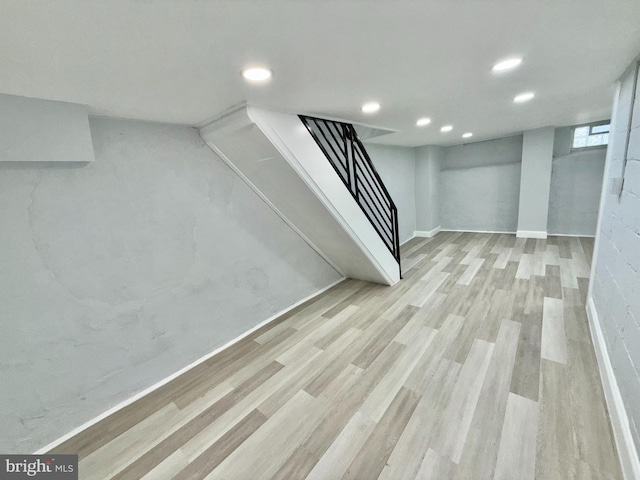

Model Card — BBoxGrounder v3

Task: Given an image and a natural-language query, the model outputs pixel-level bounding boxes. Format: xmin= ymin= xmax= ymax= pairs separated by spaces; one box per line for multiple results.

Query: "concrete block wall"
xmin=548 ymin=127 xmax=607 ymax=236
xmin=590 ymin=61 xmax=640 ymax=456
xmin=366 ymin=125 xmax=606 ymax=240
xmin=439 ymin=136 xmax=523 ymax=232
xmin=411 ymin=130 xmax=606 ymax=236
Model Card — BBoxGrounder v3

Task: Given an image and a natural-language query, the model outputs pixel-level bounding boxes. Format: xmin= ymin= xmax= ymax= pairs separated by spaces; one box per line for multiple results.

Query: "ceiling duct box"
xmin=0 ymin=93 xmax=95 ymax=162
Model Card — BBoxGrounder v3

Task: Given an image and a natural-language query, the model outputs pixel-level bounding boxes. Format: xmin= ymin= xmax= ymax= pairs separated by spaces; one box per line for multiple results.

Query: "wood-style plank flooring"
xmin=51 ymin=232 xmax=622 ymax=480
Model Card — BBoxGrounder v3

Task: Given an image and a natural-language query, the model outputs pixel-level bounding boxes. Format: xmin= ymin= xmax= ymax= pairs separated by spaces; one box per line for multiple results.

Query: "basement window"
xmin=572 ymin=121 xmax=610 ymax=149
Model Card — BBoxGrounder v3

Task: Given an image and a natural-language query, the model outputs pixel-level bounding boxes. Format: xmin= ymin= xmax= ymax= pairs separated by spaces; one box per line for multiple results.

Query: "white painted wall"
xmin=0 ymin=117 xmax=341 ymax=453
xmin=517 ymin=127 xmax=555 ymax=237
xmin=548 ymin=127 xmax=606 ymax=236
xmin=439 ymin=136 xmax=523 ymax=232
xmin=590 ymin=60 xmax=640 ymax=468
xmin=200 ymin=107 xmax=400 ymax=285
xmin=367 ymin=144 xmax=417 ymax=243
xmin=0 ymin=93 xmax=94 ymax=163
xmin=414 ymin=146 xmax=442 ymax=234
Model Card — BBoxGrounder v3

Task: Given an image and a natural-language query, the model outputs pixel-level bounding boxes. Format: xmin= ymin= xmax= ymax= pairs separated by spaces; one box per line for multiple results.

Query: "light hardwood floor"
xmin=50 ymin=232 xmax=622 ymax=480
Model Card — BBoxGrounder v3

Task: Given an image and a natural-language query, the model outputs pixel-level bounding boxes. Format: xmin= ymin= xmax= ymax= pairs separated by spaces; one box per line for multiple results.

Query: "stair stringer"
xmin=199 ymin=105 xmax=400 ymax=286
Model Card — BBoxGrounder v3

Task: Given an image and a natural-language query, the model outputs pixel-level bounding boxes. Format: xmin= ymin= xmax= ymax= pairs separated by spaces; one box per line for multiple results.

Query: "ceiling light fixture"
xmin=440 ymin=125 xmax=453 ymax=132
xmin=416 ymin=118 xmax=431 ymax=127
xmin=492 ymin=58 xmax=523 ymax=72
xmin=241 ymin=67 xmax=272 ymax=82
xmin=361 ymin=102 xmax=381 ymax=113
xmin=462 ymin=132 xmax=473 ymax=138
xmin=514 ymin=92 xmax=535 ymax=103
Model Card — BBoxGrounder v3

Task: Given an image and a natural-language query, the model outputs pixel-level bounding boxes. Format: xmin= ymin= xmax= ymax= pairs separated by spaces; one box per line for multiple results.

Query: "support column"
xmin=414 ymin=146 xmax=442 ymax=237
xmin=516 ymin=127 xmax=555 ymax=238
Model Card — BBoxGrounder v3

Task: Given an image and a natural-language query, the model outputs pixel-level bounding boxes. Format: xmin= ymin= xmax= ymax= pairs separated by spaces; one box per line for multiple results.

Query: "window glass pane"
xmin=573 ymin=137 xmax=587 ymax=148
xmin=587 ymin=135 xmax=603 ymax=147
xmin=572 ymin=123 xmax=610 ymax=149
xmin=574 ymin=126 xmax=589 ymax=138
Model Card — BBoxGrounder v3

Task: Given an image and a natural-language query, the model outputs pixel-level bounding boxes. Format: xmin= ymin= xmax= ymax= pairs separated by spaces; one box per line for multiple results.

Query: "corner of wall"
xmin=516 ymin=230 xmax=548 ymax=239
xmin=586 ymin=64 xmax=640 ymax=479
xmin=586 ymin=297 xmax=640 ymax=480
xmin=414 ymin=226 xmax=442 ymax=238
xmin=413 ymin=145 xmax=442 ymax=233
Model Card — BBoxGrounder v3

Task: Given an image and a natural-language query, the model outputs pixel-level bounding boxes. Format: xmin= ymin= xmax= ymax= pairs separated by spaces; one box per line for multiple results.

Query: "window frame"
xmin=570 ymin=120 xmax=611 ymax=152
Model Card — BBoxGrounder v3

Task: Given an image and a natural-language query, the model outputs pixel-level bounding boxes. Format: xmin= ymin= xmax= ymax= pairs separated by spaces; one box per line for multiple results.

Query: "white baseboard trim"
xmin=34 ymin=277 xmax=346 ymax=454
xmin=548 ymin=233 xmax=597 ymax=238
xmin=400 ymin=234 xmax=416 ymax=246
xmin=414 ymin=226 xmax=442 ymax=238
xmin=516 ymin=230 xmax=548 ymax=239
xmin=441 ymin=228 xmax=516 ymax=235
xmin=437 ymin=229 xmax=594 ymax=239
xmin=586 ymin=297 xmax=640 ymax=480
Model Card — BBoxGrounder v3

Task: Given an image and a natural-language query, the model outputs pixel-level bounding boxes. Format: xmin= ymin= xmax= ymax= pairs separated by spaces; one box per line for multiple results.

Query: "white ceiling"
xmin=1 ymin=0 xmax=640 ymax=147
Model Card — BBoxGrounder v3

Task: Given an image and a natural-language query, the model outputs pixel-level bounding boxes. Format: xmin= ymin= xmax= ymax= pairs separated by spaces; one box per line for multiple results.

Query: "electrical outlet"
xmin=610 ymin=177 xmax=624 ymax=195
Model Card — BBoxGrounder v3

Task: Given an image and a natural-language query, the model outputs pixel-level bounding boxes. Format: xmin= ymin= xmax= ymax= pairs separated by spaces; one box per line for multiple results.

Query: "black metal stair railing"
xmin=299 ymin=115 xmax=401 ymax=277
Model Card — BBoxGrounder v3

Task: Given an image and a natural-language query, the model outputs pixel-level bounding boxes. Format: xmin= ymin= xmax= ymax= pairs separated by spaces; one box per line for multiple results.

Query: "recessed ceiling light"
xmin=440 ymin=125 xmax=453 ymax=132
xmin=241 ymin=67 xmax=272 ymax=82
xmin=361 ymin=102 xmax=381 ymax=113
xmin=514 ymin=92 xmax=535 ymax=103
xmin=492 ymin=58 xmax=523 ymax=72
xmin=462 ymin=132 xmax=473 ymax=138
xmin=416 ymin=117 xmax=431 ymax=127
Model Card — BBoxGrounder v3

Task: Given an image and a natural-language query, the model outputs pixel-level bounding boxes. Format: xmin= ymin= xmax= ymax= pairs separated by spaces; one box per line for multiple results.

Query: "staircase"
xmin=299 ymin=115 xmax=401 ymax=267
xmin=199 ymin=105 xmax=401 ymax=285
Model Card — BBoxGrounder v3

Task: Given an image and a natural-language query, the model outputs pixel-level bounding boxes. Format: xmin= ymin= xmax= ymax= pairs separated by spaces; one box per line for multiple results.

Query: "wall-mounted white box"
xmin=0 ymin=93 xmax=95 ymax=162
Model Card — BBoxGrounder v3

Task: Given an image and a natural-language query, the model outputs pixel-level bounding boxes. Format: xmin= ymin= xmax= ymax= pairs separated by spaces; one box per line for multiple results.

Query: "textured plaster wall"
xmin=439 ymin=136 xmax=523 ymax=232
xmin=548 ymin=127 xmax=606 ymax=236
xmin=367 ymin=143 xmax=417 ymax=243
xmin=0 ymin=117 xmax=341 ymax=453
xmin=591 ymin=62 xmax=640 ymax=454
